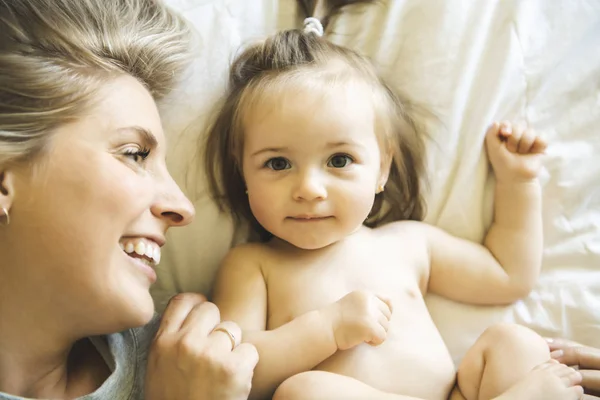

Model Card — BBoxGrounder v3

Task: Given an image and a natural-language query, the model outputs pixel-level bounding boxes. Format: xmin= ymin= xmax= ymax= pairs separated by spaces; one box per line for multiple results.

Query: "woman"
xmin=550 ymin=339 xmax=600 ymax=398
xmin=0 ymin=0 xmax=256 ymax=399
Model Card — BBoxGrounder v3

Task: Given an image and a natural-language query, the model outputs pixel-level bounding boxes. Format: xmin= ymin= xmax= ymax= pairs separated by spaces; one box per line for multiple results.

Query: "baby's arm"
xmin=212 ymin=245 xmax=337 ymax=400
xmin=425 ymin=122 xmax=547 ymax=304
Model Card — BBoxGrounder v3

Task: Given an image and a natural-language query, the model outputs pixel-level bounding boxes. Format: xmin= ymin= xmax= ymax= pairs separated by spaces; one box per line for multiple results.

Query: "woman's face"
xmin=0 ymin=75 xmax=194 ymax=334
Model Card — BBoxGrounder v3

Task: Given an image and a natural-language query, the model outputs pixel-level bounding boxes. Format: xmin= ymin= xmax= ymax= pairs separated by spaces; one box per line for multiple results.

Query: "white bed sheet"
xmin=156 ymin=0 xmax=600 ymax=365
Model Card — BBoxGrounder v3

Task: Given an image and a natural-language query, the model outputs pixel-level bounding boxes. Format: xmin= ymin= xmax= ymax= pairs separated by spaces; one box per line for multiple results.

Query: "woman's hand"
xmin=145 ymin=293 xmax=259 ymax=400
xmin=548 ymin=338 xmax=600 ymax=398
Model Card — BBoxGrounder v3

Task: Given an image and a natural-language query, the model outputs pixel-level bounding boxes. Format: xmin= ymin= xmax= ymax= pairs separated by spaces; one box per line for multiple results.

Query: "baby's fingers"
xmin=555 ymin=364 xmax=583 ymax=386
xmin=499 ymin=121 xmax=513 ymax=138
xmin=531 ymin=135 xmax=548 ymax=154
xmin=377 ymin=312 xmax=390 ymax=332
xmin=517 ymin=128 xmax=537 ymax=154
xmin=376 ymin=295 xmax=393 ymax=320
xmin=366 ymin=323 xmax=387 ymax=346
xmin=485 ymin=121 xmax=508 ymax=154
xmin=505 ymin=123 xmax=524 ymax=153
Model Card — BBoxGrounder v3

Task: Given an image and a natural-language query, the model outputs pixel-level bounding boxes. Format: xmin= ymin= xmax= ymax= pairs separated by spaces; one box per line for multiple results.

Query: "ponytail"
xmin=297 ymin=0 xmax=377 ymax=30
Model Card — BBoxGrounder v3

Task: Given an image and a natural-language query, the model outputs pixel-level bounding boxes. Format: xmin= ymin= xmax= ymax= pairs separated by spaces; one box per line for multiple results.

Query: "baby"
xmin=204 ymin=2 xmax=583 ymax=400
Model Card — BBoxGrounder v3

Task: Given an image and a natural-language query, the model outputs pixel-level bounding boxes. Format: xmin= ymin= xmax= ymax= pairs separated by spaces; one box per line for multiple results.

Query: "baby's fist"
xmin=485 ymin=121 xmax=547 ymax=182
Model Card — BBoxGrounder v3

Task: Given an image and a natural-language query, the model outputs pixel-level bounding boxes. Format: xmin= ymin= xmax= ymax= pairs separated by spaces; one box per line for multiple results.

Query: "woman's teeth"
xmin=119 ymin=239 xmax=161 ymax=265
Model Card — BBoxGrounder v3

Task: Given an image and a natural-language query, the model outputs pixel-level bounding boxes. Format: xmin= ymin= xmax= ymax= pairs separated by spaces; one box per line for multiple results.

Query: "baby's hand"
xmin=485 ymin=121 xmax=547 ymax=183
xmin=323 ymin=290 xmax=393 ymax=351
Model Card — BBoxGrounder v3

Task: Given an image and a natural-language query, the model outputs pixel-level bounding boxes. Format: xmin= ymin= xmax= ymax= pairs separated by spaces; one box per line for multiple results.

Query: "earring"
xmin=0 ymin=206 xmax=9 ymax=226
xmin=376 ymin=185 xmax=385 ymax=194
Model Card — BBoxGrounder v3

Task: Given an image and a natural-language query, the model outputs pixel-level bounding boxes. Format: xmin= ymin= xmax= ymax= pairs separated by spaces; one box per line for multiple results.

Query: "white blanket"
xmin=156 ymin=0 xmax=600 ymax=365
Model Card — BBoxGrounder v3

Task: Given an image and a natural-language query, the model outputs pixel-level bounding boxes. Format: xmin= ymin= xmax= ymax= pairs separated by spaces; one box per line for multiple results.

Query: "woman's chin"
xmin=116 ymin=288 xmax=156 ymax=329
xmin=112 ymin=267 xmax=158 ymax=328
xmin=132 ymin=292 xmax=156 ymax=326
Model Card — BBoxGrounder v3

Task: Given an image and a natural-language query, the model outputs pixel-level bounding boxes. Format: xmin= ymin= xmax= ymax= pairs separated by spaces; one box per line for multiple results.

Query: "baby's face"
xmin=242 ymin=82 xmax=386 ymax=249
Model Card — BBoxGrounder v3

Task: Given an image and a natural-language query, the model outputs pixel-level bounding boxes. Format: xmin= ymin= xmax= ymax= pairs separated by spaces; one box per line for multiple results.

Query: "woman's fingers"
xmin=157 ymin=293 xmax=207 ymax=335
xmin=553 ymin=346 xmax=600 ymax=370
xmin=180 ymin=300 xmax=221 ymax=336
xmin=210 ymin=320 xmax=243 ymax=351
xmin=546 ymin=337 xmax=583 ymax=351
xmin=233 ymin=342 xmax=260 ymax=370
xmin=580 ymin=369 xmax=600 ymax=393
xmin=146 ymin=298 xmax=258 ymax=400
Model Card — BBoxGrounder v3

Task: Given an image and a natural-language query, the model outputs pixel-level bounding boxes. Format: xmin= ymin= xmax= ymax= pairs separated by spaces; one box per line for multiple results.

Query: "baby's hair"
xmin=204 ymin=0 xmax=426 ymax=240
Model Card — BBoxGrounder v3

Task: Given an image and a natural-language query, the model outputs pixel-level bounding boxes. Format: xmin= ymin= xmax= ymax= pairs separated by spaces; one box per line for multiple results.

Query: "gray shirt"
xmin=0 ymin=316 xmax=159 ymax=400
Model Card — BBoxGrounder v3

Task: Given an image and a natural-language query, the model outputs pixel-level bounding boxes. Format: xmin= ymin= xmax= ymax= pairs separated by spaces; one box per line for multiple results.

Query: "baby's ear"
xmin=378 ymin=151 xmax=393 ymax=187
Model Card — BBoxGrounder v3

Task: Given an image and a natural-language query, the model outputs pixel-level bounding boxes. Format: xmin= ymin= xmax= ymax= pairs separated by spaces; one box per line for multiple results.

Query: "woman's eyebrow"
xmin=117 ymin=126 xmax=159 ymax=148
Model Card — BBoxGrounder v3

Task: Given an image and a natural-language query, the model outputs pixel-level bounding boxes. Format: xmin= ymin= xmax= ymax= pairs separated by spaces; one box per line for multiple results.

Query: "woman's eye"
xmin=124 ymin=148 xmax=151 ymax=164
xmin=265 ymin=157 xmax=291 ymax=171
xmin=328 ymin=154 xmax=353 ymax=168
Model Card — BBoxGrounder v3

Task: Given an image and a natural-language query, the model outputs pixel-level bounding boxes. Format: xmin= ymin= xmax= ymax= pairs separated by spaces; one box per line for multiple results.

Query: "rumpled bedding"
xmin=156 ymin=0 xmax=600 ymax=365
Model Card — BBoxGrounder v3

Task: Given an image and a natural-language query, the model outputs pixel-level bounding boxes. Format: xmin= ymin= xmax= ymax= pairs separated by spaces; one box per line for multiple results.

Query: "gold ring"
xmin=214 ymin=327 xmax=236 ymax=351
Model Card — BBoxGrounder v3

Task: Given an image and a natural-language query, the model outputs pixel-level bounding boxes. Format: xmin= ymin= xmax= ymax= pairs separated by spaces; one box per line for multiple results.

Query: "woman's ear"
xmin=0 ymin=170 xmax=16 ymax=212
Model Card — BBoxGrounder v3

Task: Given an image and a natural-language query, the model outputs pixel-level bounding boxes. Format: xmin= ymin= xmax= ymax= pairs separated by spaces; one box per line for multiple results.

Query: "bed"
xmin=155 ymin=0 xmax=600 ymax=365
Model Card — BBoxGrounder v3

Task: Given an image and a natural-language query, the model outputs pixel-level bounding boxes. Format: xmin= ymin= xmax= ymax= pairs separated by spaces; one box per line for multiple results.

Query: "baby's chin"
xmin=282 ymin=233 xmax=344 ymax=251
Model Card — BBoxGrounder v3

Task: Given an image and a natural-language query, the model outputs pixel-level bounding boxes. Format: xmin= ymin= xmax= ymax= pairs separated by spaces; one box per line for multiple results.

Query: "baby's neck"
xmin=268 ymin=225 xmax=371 ymax=253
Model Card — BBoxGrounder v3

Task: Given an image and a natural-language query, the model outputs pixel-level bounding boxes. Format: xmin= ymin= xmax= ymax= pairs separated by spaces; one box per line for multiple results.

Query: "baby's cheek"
xmin=248 ymin=193 xmax=276 ymax=229
xmin=346 ymin=189 xmax=376 ymax=220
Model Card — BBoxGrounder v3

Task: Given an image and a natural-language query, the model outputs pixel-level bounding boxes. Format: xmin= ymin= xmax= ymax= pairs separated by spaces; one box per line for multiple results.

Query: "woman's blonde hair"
xmin=0 ymin=0 xmax=191 ymax=166
xmin=205 ymin=0 xmax=426 ymax=240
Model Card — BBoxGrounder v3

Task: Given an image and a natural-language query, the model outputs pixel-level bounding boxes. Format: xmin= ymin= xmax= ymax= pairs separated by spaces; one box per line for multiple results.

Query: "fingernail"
xmin=551 ymin=349 xmax=563 ymax=358
xmin=545 ymin=338 xmax=554 ymax=343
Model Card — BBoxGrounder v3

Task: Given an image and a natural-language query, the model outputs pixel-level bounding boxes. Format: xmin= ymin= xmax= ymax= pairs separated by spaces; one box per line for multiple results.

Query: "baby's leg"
xmin=273 ymin=371 xmax=422 ymax=400
xmin=455 ymin=323 xmax=550 ymax=399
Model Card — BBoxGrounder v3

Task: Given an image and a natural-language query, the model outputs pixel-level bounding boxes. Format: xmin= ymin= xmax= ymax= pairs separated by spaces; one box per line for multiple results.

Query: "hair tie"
xmin=303 ymin=17 xmax=324 ymax=37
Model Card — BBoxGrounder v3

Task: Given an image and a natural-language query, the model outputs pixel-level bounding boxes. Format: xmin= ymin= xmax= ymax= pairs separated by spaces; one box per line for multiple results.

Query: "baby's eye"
xmin=327 ymin=154 xmax=353 ymax=168
xmin=265 ymin=157 xmax=291 ymax=171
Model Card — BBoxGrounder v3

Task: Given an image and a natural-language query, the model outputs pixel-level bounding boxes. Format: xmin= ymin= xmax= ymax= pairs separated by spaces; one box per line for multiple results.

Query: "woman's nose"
xmin=151 ymin=174 xmax=195 ymax=226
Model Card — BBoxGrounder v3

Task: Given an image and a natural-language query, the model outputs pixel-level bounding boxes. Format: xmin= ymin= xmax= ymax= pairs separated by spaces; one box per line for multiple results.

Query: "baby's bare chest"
xmin=263 ymin=247 xmax=455 ymax=398
xmin=265 ymin=249 xmax=424 ymax=329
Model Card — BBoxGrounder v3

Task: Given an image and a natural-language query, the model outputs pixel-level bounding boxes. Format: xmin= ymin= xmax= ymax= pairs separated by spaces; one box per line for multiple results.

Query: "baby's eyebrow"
xmin=326 ymin=140 xmax=365 ymax=149
xmin=251 ymin=146 xmax=288 ymax=157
